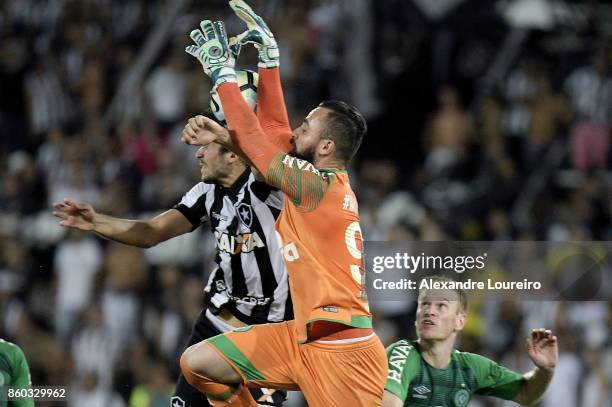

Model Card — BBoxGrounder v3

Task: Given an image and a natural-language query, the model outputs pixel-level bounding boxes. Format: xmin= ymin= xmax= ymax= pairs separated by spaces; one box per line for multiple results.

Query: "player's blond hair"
xmin=418 ymin=276 xmax=468 ymax=313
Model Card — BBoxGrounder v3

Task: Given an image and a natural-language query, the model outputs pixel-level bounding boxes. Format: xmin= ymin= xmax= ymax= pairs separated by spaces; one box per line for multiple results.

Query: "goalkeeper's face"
xmin=290 ymin=107 xmax=329 ymax=163
xmin=415 ymin=289 xmax=466 ymax=341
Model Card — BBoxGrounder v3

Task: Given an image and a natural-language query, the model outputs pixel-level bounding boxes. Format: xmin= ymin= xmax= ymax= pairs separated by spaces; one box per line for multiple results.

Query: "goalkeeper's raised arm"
xmin=185 ymin=19 xmax=282 ymax=175
xmin=228 ymin=0 xmax=279 ymax=69
xmin=184 ymin=12 xmax=366 ymax=206
xmin=228 ymin=0 xmax=291 ymax=153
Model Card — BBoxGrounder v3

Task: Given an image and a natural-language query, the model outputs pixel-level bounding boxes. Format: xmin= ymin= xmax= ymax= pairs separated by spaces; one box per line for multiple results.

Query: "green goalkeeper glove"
xmin=186 ymin=20 xmax=237 ymax=88
xmin=228 ymin=0 xmax=280 ymax=68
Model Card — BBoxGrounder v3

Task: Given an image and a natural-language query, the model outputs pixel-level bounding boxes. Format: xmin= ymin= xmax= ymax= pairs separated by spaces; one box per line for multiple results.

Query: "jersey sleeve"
xmin=265 ymin=153 xmax=332 ymax=211
xmin=218 ymin=83 xmax=331 ymax=211
xmin=0 ymin=341 xmax=33 ymax=407
xmin=385 ymin=340 xmax=419 ymax=402
xmin=465 ymin=352 xmax=525 ymax=400
xmin=0 ymin=353 xmax=12 ymax=398
xmin=10 ymin=347 xmax=33 ymax=407
xmin=173 ymin=182 xmax=214 ymax=230
xmin=257 ymin=68 xmax=292 ymax=153
xmin=218 ymin=83 xmax=279 ymax=174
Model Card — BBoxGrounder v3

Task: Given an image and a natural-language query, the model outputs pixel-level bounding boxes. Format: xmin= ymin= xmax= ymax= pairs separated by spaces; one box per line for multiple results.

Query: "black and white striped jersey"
xmin=174 ymin=169 xmax=292 ymax=325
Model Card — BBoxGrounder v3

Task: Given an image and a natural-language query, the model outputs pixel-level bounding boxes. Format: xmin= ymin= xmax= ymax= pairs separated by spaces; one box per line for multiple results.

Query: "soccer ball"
xmin=209 ymin=69 xmax=258 ymax=126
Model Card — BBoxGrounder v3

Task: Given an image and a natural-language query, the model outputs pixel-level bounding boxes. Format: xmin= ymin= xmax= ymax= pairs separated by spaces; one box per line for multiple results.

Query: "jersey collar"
xmin=223 ymin=168 xmax=251 ymax=195
xmin=319 ymin=168 xmax=347 ymax=174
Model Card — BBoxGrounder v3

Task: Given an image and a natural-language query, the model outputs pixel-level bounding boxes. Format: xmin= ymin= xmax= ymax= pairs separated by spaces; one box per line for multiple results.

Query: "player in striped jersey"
xmin=52 ymin=105 xmax=292 ymax=406
xmin=383 ymin=277 xmax=557 ymax=407
xmin=180 ymin=2 xmax=387 ymax=406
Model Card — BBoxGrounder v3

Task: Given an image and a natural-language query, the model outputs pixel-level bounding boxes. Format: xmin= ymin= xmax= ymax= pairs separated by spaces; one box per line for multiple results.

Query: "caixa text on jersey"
xmin=214 ymin=231 xmax=266 ymax=254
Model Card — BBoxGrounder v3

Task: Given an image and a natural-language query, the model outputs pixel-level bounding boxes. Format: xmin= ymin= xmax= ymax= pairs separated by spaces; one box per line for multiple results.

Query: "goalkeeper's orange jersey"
xmin=270 ymin=158 xmax=371 ymax=342
xmin=218 ymin=69 xmax=372 ymax=343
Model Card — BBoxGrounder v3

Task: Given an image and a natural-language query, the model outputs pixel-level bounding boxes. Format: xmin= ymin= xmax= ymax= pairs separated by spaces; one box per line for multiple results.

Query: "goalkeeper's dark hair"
xmin=318 ymin=100 xmax=367 ymax=164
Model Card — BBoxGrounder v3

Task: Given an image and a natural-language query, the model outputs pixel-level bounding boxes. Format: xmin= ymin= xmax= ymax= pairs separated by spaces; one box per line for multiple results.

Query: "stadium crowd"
xmin=0 ymin=0 xmax=610 ymax=406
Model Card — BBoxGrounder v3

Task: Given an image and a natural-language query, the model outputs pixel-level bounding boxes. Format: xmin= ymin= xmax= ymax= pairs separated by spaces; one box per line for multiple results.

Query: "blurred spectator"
xmin=145 ymin=50 xmax=188 ymax=135
xmin=101 ymin=244 xmax=147 ymax=351
xmin=81 ymin=54 xmax=108 ymax=122
xmin=37 ymin=127 xmax=65 ymax=186
xmin=568 ymin=122 xmax=610 ymax=172
xmin=2 ymin=151 xmax=47 ymax=215
xmin=501 ymin=60 xmax=538 ymax=167
xmin=0 ymin=238 xmax=28 ymax=309
xmin=0 ymin=35 xmax=29 ymax=152
xmin=358 ymin=159 xmax=402 ymax=240
xmin=53 ymin=229 xmax=103 ymax=344
xmin=580 ymin=347 xmax=610 ymax=407
xmin=564 ymin=46 xmax=612 ymax=172
xmin=25 ymin=57 xmax=74 ymax=140
xmin=139 ymin=147 xmax=190 ymax=211
xmin=151 ymin=264 xmax=187 ymax=362
xmin=500 ymin=338 xmax=534 ymax=407
xmin=70 ymin=371 xmax=126 ymax=407
xmin=47 ymin=158 xmax=101 ymax=210
xmin=71 ymin=304 xmax=120 ymax=391
xmin=118 ymin=119 xmax=159 ymax=179
xmin=477 ymin=93 xmax=504 ymax=154
xmin=128 ymin=359 xmax=173 ymax=407
xmin=307 ymin=0 xmax=347 ymax=100
xmin=541 ymin=329 xmax=581 ymax=407
xmin=527 ymin=71 xmax=571 ymax=162
xmin=45 ymin=130 xmax=101 ymax=208
xmin=423 ymin=85 xmax=473 ymax=177
xmin=564 ymin=46 xmax=612 ymax=124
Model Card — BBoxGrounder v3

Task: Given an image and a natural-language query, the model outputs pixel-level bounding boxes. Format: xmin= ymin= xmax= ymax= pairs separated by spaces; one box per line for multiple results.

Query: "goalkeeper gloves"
xmin=186 ymin=20 xmax=237 ymax=88
xmin=229 ymin=0 xmax=280 ymax=68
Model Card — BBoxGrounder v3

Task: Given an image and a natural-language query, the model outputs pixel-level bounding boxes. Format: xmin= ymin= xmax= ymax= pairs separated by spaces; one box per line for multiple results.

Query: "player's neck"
xmin=417 ymin=337 xmax=455 ymax=369
xmin=219 ymin=165 xmax=248 ymax=188
xmin=314 ymin=156 xmax=345 ymax=170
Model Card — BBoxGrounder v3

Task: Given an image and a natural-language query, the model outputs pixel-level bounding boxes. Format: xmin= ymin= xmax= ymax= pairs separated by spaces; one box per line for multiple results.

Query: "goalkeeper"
xmin=382 ymin=277 xmax=557 ymax=407
xmin=180 ymin=1 xmax=387 ymax=406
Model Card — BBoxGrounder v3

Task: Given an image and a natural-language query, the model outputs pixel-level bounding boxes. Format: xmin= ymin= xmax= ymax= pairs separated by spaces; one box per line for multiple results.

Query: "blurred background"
xmin=0 ymin=0 xmax=610 ymax=406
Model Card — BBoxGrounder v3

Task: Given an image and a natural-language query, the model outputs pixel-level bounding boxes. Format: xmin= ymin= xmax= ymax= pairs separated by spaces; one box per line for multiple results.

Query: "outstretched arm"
xmin=182 ymin=115 xmax=256 ymax=167
xmin=53 ymin=199 xmax=192 ymax=248
xmin=218 ymin=83 xmax=281 ymax=173
xmin=219 ymin=83 xmax=331 ymax=211
xmin=512 ymin=329 xmax=557 ymax=406
xmin=186 ymin=20 xmax=330 ymax=210
xmin=257 ymin=68 xmax=292 ymax=153
xmin=228 ymin=0 xmax=292 ymax=152
xmin=185 ymin=18 xmax=278 ymax=170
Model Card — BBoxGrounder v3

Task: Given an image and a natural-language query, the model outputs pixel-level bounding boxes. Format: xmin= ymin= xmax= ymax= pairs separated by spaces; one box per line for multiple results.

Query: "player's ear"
xmin=455 ymin=310 xmax=466 ymax=332
xmin=224 ymin=151 xmax=239 ymax=164
xmin=318 ymin=138 xmax=335 ymax=157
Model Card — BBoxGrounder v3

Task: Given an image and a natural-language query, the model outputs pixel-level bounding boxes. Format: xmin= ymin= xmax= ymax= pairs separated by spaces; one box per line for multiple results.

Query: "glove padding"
xmin=186 ymin=20 xmax=237 ymax=88
xmin=228 ymin=0 xmax=279 ymax=68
